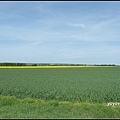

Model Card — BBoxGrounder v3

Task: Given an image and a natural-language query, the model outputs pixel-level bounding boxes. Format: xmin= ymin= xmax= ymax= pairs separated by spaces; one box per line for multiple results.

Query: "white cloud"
xmin=67 ymin=23 xmax=85 ymax=28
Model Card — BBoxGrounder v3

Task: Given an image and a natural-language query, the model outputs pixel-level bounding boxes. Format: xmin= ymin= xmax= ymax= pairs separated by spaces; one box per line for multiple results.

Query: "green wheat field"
xmin=0 ymin=67 xmax=120 ymax=118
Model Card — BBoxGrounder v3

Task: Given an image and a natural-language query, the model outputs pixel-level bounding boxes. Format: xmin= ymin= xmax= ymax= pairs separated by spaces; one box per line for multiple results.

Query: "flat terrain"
xmin=0 ymin=66 xmax=120 ymax=118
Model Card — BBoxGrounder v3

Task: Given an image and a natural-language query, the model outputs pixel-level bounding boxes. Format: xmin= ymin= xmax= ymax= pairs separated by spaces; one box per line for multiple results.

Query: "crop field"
xmin=0 ymin=65 xmax=115 ymax=68
xmin=0 ymin=66 xmax=120 ymax=102
xmin=0 ymin=66 xmax=120 ymax=118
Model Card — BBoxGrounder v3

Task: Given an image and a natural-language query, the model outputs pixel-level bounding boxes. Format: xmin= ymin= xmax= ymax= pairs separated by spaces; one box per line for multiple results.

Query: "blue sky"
xmin=0 ymin=1 xmax=120 ymax=64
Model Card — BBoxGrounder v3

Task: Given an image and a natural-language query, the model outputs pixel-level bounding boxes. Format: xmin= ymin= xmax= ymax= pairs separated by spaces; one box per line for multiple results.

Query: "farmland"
xmin=0 ymin=66 xmax=120 ymax=118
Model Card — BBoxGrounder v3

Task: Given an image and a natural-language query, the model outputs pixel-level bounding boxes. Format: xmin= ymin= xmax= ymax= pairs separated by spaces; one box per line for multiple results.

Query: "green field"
xmin=0 ymin=67 xmax=120 ymax=118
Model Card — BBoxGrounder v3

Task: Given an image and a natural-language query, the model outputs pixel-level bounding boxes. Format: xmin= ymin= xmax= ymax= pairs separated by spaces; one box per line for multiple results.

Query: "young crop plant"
xmin=0 ymin=67 xmax=120 ymax=103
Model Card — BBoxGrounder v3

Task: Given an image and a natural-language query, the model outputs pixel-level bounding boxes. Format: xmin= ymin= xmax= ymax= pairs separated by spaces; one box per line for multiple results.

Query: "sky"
xmin=0 ymin=1 xmax=120 ymax=64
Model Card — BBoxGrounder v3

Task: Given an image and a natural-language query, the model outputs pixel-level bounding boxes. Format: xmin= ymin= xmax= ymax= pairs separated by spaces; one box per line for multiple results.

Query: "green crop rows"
xmin=0 ymin=67 xmax=120 ymax=103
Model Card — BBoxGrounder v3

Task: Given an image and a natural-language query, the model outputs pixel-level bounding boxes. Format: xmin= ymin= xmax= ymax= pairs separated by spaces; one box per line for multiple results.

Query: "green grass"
xmin=0 ymin=67 xmax=120 ymax=118
xmin=1 ymin=96 xmax=120 ymax=118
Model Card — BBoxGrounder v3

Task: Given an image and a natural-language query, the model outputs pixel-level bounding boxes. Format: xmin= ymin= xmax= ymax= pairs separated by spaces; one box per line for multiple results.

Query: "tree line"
xmin=0 ymin=62 xmax=117 ymax=66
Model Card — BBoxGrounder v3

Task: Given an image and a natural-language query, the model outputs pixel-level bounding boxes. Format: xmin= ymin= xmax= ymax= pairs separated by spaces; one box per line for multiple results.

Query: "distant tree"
xmin=32 ymin=64 xmax=37 ymax=66
xmin=16 ymin=63 xmax=26 ymax=66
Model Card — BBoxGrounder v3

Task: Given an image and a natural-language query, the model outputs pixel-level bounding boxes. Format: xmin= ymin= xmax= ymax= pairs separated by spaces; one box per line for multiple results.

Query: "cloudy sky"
xmin=0 ymin=1 xmax=120 ymax=64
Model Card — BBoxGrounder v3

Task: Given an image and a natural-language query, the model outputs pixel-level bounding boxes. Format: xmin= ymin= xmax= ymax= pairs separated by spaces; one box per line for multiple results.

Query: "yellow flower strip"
xmin=0 ymin=66 xmax=115 ymax=68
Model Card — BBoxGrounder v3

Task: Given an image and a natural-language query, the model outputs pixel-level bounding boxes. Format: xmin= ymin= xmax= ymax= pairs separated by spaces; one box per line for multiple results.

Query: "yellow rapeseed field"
xmin=0 ymin=66 xmax=115 ymax=68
